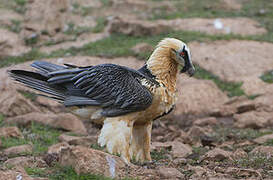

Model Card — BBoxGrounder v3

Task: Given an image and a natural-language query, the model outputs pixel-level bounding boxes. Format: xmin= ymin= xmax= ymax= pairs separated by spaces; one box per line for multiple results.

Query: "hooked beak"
xmin=180 ymin=56 xmax=195 ymax=77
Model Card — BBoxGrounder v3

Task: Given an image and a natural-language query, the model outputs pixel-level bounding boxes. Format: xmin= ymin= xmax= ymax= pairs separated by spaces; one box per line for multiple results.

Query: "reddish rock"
xmin=202 ymin=148 xmax=232 ymax=161
xmin=47 ymin=142 xmax=70 ymax=154
xmin=0 ymin=90 xmax=40 ymax=117
xmin=108 ymin=16 xmax=171 ymax=36
xmin=4 ymin=156 xmax=47 ymax=168
xmin=157 ymin=167 xmax=184 ymax=179
xmin=253 ymin=134 xmax=273 ymax=144
xmin=234 ymin=111 xmax=273 ymax=129
xmin=226 ymin=167 xmax=262 ymax=178
xmin=58 ymin=134 xmax=97 ymax=147
xmin=3 ymin=144 xmax=33 ymax=156
xmin=152 ymin=141 xmax=192 ymax=158
xmin=0 ymin=29 xmax=30 ymax=57
xmin=187 ymin=126 xmax=209 ymax=138
xmin=6 ymin=112 xmax=87 ymax=135
xmin=175 ymin=78 xmax=228 ymax=116
xmin=59 ymin=146 xmax=141 ymax=178
xmin=0 ymin=127 xmax=23 ymax=139
xmin=193 ymin=117 xmax=219 ymax=126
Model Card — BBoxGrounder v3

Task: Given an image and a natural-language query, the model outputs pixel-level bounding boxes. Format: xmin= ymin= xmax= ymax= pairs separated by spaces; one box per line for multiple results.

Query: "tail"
xmin=9 ymin=61 xmax=67 ymax=101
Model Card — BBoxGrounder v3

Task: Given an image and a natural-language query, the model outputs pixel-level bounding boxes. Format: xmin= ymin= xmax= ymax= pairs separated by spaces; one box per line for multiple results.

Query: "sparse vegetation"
xmin=260 ymin=70 xmax=273 ymax=83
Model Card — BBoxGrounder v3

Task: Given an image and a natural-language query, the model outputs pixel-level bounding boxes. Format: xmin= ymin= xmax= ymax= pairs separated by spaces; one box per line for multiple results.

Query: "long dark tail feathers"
xmin=31 ymin=61 xmax=66 ymax=73
xmin=9 ymin=70 xmax=66 ymax=101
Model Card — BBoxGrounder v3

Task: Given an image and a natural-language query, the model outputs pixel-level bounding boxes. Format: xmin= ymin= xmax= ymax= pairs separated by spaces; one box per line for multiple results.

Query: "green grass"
xmin=232 ymin=153 xmax=273 ymax=172
xmin=1 ymin=123 xmax=62 ymax=155
xmin=212 ymin=126 xmax=273 ymax=143
xmin=92 ymin=17 xmax=107 ymax=33
xmin=18 ymin=90 xmax=37 ymax=101
xmin=25 ymin=165 xmax=136 ymax=180
xmin=260 ymin=70 xmax=273 ymax=84
xmin=150 ymin=149 xmax=169 ymax=161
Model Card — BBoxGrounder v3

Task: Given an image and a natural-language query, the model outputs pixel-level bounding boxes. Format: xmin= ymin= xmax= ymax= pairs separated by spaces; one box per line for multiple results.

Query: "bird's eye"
xmin=180 ymin=51 xmax=185 ymax=57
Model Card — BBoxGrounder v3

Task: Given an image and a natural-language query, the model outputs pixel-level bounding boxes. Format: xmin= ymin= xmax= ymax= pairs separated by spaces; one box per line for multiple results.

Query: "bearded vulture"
xmin=9 ymin=38 xmax=195 ymax=163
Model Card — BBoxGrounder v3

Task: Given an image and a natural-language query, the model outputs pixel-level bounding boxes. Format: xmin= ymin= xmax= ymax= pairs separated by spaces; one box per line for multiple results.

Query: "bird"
xmin=9 ymin=38 xmax=195 ymax=164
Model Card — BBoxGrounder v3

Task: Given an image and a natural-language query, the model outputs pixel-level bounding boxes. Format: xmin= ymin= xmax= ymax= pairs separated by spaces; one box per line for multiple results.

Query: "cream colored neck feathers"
xmin=147 ymin=38 xmax=183 ymax=91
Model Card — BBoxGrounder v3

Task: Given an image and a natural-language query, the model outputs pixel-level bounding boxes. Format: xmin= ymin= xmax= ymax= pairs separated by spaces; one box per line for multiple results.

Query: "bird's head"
xmin=158 ymin=38 xmax=195 ymax=77
xmin=168 ymin=38 xmax=195 ymax=77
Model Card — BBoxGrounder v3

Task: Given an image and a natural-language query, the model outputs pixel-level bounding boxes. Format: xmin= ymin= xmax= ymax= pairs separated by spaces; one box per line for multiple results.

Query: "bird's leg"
xmin=129 ymin=121 xmax=152 ymax=162
xmin=98 ymin=118 xmax=134 ymax=164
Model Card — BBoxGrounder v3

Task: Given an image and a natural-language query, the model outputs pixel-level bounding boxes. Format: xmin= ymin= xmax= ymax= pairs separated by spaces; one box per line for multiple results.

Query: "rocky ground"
xmin=0 ymin=0 xmax=272 ymax=179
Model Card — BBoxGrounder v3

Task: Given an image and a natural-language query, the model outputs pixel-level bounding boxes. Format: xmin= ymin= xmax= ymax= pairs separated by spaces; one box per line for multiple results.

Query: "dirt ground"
xmin=0 ymin=0 xmax=272 ymax=179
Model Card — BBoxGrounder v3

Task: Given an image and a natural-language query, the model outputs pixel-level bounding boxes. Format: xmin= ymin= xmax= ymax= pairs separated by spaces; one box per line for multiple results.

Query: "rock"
xmin=190 ymin=40 xmax=273 ymax=95
xmin=4 ymin=156 xmax=47 ymax=168
xmin=232 ymin=148 xmax=247 ymax=159
xmin=0 ymin=9 xmax=23 ymax=26
xmin=131 ymin=43 xmax=154 ymax=55
xmin=108 ymin=16 xmax=171 ymax=36
xmin=0 ymin=127 xmax=23 ymax=138
xmin=0 ymin=90 xmax=40 ymax=117
xmin=187 ymin=126 xmax=208 ymax=138
xmin=193 ymin=117 xmax=218 ymax=126
xmin=158 ymin=18 xmax=266 ymax=36
xmin=6 ymin=112 xmax=87 ymax=135
xmin=152 ymin=141 xmax=192 ymax=158
xmin=220 ymin=0 xmax=242 ymax=10
xmin=0 ymin=169 xmax=34 ymax=180
xmin=173 ymin=157 xmax=187 ymax=165
xmin=210 ymin=105 xmax=237 ymax=117
xmin=234 ymin=111 xmax=273 ymax=129
xmin=226 ymin=167 xmax=262 ymax=178
xmin=3 ymin=144 xmax=33 ymax=156
xmin=202 ymin=148 xmax=232 ymax=161
xmin=175 ymin=78 xmax=228 ymax=116
xmin=47 ymin=142 xmax=70 ymax=154
xmin=189 ymin=166 xmax=207 ymax=178
xmin=253 ymin=134 xmax=273 ymax=144
xmin=59 ymin=146 xmax=140 ymax=178
xmin=35 ymin=96 xmax=62 ymax=112
xmin=157 ymin=167 xmax=184 ymax=179
xmin=254 ymin=93 xmax=273 ymax=112
xmin=250 ymin=146 xmax=273 ymax=157
xmin=23 ymin=0 xmax=68 ymax=36
xmin=0 ymin=29 xmax=30 ymax=56
xmin=58 ymin=134 xmax=97 ymax=146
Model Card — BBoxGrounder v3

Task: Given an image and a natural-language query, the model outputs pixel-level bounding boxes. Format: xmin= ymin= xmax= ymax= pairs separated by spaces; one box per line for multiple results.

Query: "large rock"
xmin=59 ymin=146 xmax=143 ymax=179
xmin=58 ymin=134 xmax=97 ymax=146
xmin=4 ymin=156 xmax=47 ymax=168
xmin=152 ymin=141 xmax=192 ymax=158
xmin=175 ymin=78 xmax=228 ymax=116
xmin=0 ymin=127 xmax=23 ymax=138
xmin=159 ymin=18 xmax=266 ymax=36
xmin=47 ymin=142 xmax=70 ymax=154
xmin=3 ymin=144 xmax=33 ymax=156
xmin=190 ymin=40 xmax=273 ymax=95
xmin=23 ymin=0 xmax=68 ymax=36
xmin=108 ymin=16 xmax=171 ymax=36
xmin=0 ymin=29 xmax=30 ymax=56
xmin=201 ymin=148 xmax=232 ymax=161
xmin=6 ymin=112 xmax=87 ymax=135
xmin=253 ymin=134 xmax=273 ymax=144
xmin=0 ymin=90 xmax=40 ymax=117
xmin=234 ymin=111 xmax=273 ymax=129
xmin=157 ymin=167 xmax=184 ymax=179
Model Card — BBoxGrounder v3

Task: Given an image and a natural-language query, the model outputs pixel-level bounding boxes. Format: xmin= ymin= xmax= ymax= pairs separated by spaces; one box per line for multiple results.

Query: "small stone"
xmin=0 ymin=127 xmax=23 ymax=139
xmin=157 ymin=167 xmax=184 ymax=179
xmin=234 ymin=111 xmax=271 ymax=129
xmin=193 ymin=117 xmax=218 ymax=126
xmin=202 ymin=148 xmax=232 ymax=161
xmin=4 ymin=144 xmax=32 ymax=156
xmin=232 ymin=148 xmax=247 ymax=159
xmin=47 ymin=142 xmax=70 ymax=154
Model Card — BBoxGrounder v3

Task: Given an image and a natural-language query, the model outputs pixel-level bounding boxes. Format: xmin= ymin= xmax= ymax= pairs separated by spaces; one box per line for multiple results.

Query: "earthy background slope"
xmin=0 ymin=0 xmax=272 ymax=179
